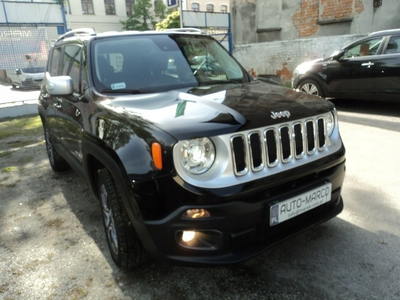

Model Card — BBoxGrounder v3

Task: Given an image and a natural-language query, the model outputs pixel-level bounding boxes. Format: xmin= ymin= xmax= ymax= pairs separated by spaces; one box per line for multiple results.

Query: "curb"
xmin=0 ymin=100 xmax=38 ymax=119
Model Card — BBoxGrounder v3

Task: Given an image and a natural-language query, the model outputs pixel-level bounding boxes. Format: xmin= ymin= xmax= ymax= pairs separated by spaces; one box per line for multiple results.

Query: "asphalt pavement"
xmin=1 ymin=83 xmax=399 ymax=298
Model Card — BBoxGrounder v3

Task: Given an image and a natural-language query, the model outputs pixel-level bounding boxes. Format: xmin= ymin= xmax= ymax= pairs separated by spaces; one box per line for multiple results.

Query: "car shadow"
xmin=54 ymin=164 xmax=400 ymax=299
xmin=330 ymin=98 xmax=400 ymax=118
xmin=330 ymin=98 xmax=400 ymax=133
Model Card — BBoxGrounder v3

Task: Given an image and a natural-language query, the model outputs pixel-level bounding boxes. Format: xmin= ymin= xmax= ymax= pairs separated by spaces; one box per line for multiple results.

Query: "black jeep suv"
xmin=38 ymin=28 xmax=346 ymax=269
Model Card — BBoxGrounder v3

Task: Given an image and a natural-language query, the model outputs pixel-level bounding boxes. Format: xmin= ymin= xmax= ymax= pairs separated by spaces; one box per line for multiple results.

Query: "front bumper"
xmin=134 ymin=149 xmax=346 ymax=266
xmin=21 ymin=78 xmax=43 ymax=88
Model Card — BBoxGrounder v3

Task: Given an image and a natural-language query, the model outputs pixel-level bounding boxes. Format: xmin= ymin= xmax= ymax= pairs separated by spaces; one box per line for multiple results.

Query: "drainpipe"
xmin=179 ymin=0 xmax=183 ymax=28
xmin=2 ymin=0 xmax=9 ymax=24
xmin=228 ymin=13 xmax=232 ymax=54
xmin=60 ymin=2 xmax=68 ymax=33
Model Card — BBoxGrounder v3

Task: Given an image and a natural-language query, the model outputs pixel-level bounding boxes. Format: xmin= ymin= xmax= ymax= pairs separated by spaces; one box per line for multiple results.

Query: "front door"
xmin=54 ymin=45 xmax=85 ymax=167
xmin=326 ymin=36 xmax=384 ymax=100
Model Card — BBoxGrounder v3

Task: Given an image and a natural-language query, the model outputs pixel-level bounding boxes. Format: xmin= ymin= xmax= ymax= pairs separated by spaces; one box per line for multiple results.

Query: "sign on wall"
xmin=167 ymin=0 xmax=178 ymax=9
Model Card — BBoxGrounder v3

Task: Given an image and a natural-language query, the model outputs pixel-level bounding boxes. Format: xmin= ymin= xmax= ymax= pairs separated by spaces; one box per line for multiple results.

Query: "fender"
xmin=81 ymin=132 xmax=162 ymax=254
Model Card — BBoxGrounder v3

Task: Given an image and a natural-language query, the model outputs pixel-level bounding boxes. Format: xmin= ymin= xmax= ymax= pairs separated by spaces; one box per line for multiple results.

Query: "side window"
xmin=341 ymin=37 xmax=384 ymax=59
xmin=49 ymin=47 xmax=62 ymax=76
xmin=62 ymin=45 xmax=82 ymax=93
xmin=385 ymin=36 xmax=400 ymax=54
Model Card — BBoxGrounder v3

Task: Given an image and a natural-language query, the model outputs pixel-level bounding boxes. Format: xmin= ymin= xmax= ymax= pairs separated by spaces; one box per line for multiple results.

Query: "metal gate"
xmin=0 ymin=26 xmax=60 ymax=70
xmin=0 ymin=2 xmax=65 ymax=83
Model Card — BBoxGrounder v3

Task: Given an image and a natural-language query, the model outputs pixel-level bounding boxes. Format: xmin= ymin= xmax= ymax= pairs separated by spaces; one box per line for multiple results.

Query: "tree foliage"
xmin=156 ymin=11 xmax=181 ymax=31
xmin=120 ymin=0 xmax=154 ymax=31
xmin=154 ymin=1 xmax=168 ymax=20
xmin=120 ymin=0 xmax=169 ymax=31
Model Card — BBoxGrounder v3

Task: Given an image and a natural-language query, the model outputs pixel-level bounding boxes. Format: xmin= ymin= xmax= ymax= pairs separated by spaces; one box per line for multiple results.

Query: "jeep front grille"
xmin=231 ymin=117 xmax=327 ymax=176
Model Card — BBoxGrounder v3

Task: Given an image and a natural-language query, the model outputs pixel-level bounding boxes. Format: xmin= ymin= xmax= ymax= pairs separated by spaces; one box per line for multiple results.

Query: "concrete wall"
xmin=233 ymin=33 xmax=365 ymax=85
xmin=232 ymin=0 xmax=400 ymax=44
xmin=231 ymin=0 xmax=400 ymax=84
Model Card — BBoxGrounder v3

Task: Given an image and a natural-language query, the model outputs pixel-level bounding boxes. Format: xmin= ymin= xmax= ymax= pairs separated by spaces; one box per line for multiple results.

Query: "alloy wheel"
xmin=300 ymin=82 xmax=320 ymax=96
xmin=100 ymin=184 xmax=119 ymax=255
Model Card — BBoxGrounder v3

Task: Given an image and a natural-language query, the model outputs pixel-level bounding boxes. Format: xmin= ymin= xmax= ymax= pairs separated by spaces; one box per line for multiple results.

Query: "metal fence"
xmin=0 ymin=26 xmax=60 ymax=71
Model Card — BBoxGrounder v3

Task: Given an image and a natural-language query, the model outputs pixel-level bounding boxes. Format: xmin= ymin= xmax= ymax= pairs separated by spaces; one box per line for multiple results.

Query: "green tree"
xmin=156 ymin=11 xmax=180 ymax=31
xmin=154 ymin=0 xmax=168 ymax=20
xmin=120 ymin=0 xmax=154 ymax=31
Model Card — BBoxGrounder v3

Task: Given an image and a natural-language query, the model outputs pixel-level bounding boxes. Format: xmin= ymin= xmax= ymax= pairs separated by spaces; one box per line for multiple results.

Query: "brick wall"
xmin=319 ymin=0 xmax=355 ymax=21
xmin=292 ymin=0 xmax=365 ymax=38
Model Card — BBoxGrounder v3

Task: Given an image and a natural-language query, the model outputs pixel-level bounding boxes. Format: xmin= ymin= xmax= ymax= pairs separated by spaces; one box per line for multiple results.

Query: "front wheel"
xmin=97 ymin=169 xmax=149 ymax=270
xmin=297 ymin=79 xmax=324 ymax=97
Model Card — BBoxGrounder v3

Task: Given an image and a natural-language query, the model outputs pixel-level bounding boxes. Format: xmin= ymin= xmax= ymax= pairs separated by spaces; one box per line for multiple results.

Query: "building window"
xmin=81 ymin=0 xmax=94 ymax=14
xmin=105 ymin=0 xmax=116 ymax=15
xmin=126 ymin=0 xmax=134 ymax=15
xmin=191 ymin=3 xmax=199 ymax=11
xmin=220 ymin=5 xmax=227 ymax=13
xmin=206 ymin=4 xmax=214 ymax=12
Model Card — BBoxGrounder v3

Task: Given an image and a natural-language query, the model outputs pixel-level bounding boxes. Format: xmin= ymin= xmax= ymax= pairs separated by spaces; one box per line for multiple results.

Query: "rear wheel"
xmin=297 ymin=79 xmax=324 ymax=97
xmin=97 ymin=169 xmax=149 ymax=270
xmin=43 ymin=122 xmax=70 ymax=172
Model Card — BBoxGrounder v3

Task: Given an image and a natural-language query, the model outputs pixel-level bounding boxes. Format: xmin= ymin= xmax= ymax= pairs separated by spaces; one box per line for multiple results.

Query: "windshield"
xmin=91 ymin=34 xmax=247 ymax=93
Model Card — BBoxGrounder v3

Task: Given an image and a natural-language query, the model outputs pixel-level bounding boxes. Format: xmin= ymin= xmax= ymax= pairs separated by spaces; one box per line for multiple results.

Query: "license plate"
xmin=270 ymin=182 xmax=332 ymax=226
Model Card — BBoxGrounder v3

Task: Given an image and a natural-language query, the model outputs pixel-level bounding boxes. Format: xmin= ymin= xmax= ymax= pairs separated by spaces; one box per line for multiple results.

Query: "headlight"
xmin=326 ymin=111 xmax=335 ymax=137
xmin=180 ymin=137 xmax=215 ymax=175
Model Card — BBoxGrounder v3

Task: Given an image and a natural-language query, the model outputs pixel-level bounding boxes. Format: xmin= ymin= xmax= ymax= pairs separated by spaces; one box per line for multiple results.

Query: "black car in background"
xmin=38 ymin=28 xmax=346 ymax=269
xmin=292 ymin=28 xmax=400 ymax=101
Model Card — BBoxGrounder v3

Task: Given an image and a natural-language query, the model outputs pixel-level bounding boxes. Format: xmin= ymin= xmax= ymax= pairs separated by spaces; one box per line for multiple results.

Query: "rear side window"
xmin=385 ymin=36 xmax=400 ymax=54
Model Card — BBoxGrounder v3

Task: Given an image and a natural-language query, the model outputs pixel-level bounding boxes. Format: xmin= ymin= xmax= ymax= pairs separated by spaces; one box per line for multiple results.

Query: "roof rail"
xmin=56 ymin=28 xmax=96 ymax=42
xmin=165 ymin=28 xmax=205 ymax=34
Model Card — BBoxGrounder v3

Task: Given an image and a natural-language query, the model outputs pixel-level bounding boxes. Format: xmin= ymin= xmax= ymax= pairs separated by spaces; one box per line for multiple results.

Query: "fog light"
xmin=182 ymin=208 xmax=210 ymax=219
xmin=176 ymin=230 xmax=223 ymax=251
xmin=182 ymin=231 xmax=196 ymax=242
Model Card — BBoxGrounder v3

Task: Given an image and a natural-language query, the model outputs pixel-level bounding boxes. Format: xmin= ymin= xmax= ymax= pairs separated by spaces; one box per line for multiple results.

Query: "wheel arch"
xmin=82 ymin=134 xmax=161 ymax=256
xmin=81 ymin=132 xmax=149 ymax=224
xmin=296 ymin=73 xmax=328 ymax=98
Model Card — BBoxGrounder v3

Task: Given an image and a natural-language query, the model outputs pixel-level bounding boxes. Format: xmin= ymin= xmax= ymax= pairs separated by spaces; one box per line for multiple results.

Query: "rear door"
xmin=374 ymin=35 xmax=400 ymax=101
xmin=326 ymin=36 xmax=384 ymax=100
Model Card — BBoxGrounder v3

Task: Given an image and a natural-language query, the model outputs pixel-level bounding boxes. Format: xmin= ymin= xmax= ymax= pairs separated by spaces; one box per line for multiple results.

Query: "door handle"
xmin=361 ymin=62 xmax=374 ymax=68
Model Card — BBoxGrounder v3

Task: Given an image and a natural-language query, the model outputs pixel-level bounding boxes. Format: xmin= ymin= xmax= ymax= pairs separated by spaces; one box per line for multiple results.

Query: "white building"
xmin=64 ymin=0 xmax=229 ymax=32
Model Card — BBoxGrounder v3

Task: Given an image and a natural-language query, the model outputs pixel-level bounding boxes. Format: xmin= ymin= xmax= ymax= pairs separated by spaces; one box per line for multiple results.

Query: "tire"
xmin=43 ymin=123 xmax=70 ymax=172
xmin=297 ymin=79 xmax=324 ymax=97
xmin=97 ymin=169 xmax=149 ymax=270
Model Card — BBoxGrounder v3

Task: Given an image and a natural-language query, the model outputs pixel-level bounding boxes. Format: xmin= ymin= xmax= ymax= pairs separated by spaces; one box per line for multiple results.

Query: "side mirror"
xmin=16 ymin=69 xmax=21 ymax=75
xmin=46 ymin=75 xmax=74 ymax=96
xmin=331 ymin=49 xmax=345 ymax=60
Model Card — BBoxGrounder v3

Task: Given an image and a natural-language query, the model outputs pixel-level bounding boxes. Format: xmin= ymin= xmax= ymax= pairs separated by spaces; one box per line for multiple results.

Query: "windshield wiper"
xmin=198 ymin=79 xmax=242 ymax=86
xmin=100 ymin=88 xmax=151 ymax=94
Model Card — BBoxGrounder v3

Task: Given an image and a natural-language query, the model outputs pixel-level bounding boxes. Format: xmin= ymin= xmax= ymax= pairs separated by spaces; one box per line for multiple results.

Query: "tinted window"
xmin=385 ymin=36 xmax=400 ymax=54
xmin=92 ymin=34 xmax=247 ymax=93
xmin=341 ymin=37 xmax=384 ymax=59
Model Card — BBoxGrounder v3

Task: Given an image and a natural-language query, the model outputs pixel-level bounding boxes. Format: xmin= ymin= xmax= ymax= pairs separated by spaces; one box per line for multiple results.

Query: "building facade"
xmin=64 ymin=0 xmax=229 ymax=32
xmin=231 ymin=0 xmax=400 ymax=83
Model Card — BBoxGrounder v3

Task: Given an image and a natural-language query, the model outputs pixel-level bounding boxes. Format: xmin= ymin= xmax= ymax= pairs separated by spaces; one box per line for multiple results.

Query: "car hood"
xmin=99 ymin=81 xmax=334 ymax=140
